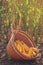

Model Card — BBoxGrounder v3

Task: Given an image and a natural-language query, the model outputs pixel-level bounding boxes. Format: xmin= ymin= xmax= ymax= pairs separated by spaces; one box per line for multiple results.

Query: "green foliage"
xmin=0 ymin=0 xmax=43 ymax=43
xmin=8 ymin=0 xmax=42 ymax=34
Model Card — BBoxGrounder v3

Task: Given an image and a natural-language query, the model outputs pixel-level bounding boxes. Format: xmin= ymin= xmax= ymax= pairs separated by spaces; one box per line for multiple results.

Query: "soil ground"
xmin=0 ymin=42 xmax=43 ymax=65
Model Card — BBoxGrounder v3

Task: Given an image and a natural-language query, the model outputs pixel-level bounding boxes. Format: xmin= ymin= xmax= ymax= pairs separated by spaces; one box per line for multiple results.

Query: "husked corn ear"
xmin=14 ymin=40 xmax=38 ymax=58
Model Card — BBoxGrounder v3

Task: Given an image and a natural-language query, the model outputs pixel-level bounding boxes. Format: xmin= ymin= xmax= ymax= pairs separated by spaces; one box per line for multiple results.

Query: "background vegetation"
xmin=0 ymin=0 xmax=43 ymax=44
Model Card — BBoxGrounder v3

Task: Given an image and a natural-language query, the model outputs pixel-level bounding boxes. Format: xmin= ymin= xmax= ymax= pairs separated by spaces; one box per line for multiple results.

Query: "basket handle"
xmin=17 ymin=13 xmax=22 ymax=30
xmin=11 ymin=12 xmax=22 ymax=34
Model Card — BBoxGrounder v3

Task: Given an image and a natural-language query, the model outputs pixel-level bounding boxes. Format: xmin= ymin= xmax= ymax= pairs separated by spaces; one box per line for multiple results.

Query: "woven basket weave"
xmin=6 ymin=29 xmax=39 ymax=60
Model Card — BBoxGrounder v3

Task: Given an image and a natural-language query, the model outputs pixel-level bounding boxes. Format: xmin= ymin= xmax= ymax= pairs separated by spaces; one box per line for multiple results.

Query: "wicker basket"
xmin=6 ymin=13 xmax=39 ymax=60
xmin=6 ymin=29 xmax=39 ymax=60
